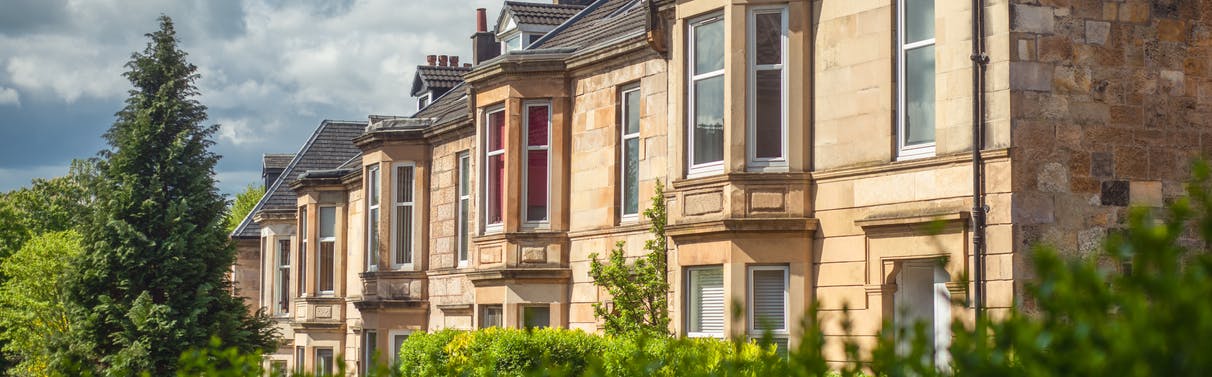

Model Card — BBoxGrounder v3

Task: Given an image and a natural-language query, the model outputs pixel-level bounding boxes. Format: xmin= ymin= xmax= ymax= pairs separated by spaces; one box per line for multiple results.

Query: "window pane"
xmin=623 ymin=137 xmax=639 ymax=215
xmin=526 ymin=150 xmax=548 ymax=222
xmin=396 ymin=206 xmax=412 ymax=264
xmin=316 ymin=349 xmax=333 ymax=376
xmin=458 ymin=197 xmax=470 ymax=261
xmin=481 ymin=305 xmax=503 ymax=328
xmin=319 ymin=242 xmax=334 ymax=292
xmin=905 ymin=45 xmax=936 ymax=146
xmin=528 ymin=105 xmax=549 ymax=146
xmin=279 ymin=240 xmax=291 ymax=264
xmin=693 ymin=18 xmax=724 ymax=75
xmin=693 ymin=75 xmax=725 ymax=166
xmin=299 ymin=208 xmax=307 ymax=239
xmin=506 ymin=35 xmax=521 ymax=51
xmin=489 ymin=111 xmax=505 ymax=151
xmin=392 ymin=334 xmax=409 ymax=363
xmin=755 ymin=70 xmax=783 ymax=159
xmin=905 ymin=0 xmax=935 ymax=43
xmin=279 ymin=266 xmax=290 ymax=313
xmin=488 ymin=155 xmax=504 ymax=224
xmin=688 ymin=267 xmax=724 ymax=334
xmin=368 ymin=208 xmax=379 ymax=267
xmin=364 ymin=331 xmax=378 ymax=373
xmin=368 ymin=167 xmax=379 ymax=206
xmin=458 ymin=154 xmax=470 ymax=196
xmin=397 ymin=166 xmax=413 ymax=203
xmin=524 ymin=306 xmax=551 ymax=329
xmin=751 ymin=269 xmax=787 ymax=330
xmin=527 ymin=33 xmax=542 ymax=46
xmin=319 ymin=207 xmax=335 ymax=239
xmin=624 ymin=90 xmax=640 ymax=134
xmin=754 ymin=12 xmax=782 ymax=65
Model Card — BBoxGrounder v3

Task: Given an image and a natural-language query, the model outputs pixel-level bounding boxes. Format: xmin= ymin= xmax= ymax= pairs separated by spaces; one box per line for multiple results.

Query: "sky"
xmin=0 ymin=0 xmax=526 ymax=198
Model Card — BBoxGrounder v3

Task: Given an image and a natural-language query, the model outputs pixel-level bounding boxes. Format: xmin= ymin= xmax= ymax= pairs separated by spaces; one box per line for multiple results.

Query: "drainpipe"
xmin=970 ymin=0 xmax=989 ymax=323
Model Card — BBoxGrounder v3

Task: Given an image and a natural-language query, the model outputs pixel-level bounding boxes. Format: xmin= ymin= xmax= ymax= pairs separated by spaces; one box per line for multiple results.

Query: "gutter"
xmin=970 ymin=0 xmax=990 ymax=322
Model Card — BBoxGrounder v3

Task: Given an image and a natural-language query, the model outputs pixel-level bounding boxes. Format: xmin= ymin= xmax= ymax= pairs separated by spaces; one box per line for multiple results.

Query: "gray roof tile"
xmin=535 ymin=0 xmax=646 ymax=51
xmin=504 ymin=1 xmax=586 ymax=26
xmin=410 ymin=65 xmax=472 ymax=97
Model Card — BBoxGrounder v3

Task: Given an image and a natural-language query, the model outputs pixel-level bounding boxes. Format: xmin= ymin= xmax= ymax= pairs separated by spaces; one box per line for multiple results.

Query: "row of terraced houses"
xmin=230 ymin=0 xmax=1212 ymax=374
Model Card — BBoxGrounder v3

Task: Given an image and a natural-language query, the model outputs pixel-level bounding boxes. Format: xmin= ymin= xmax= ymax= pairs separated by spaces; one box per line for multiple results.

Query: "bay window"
xmin=620 ymin=86 xmax=641 ymax=219
xmin=484 ymin=108 xmax=505 ymax=232
xmin=688 ymin=13 xmax=725 ymax=176
xmin=393 ymin=163 xmax=416 ymax=268
xmin=457 ymin=151 xmax=471 ymax=266
xmin=686 ymin=266 xmax=725 ymax=338
xmin=363 ymin=330 xmax=378 ymax=376
xmin=747 ymin=7 xmax=788 ymax=170
xmin=318 ymin=206 xmax=335 ymax=295
xmin=367 ymin=165 xmax=380 ymax=270
xmin=524 ymin=102 xmax=550 ymax=224
xmin=898 ymin=0 xmax=936 ymax=159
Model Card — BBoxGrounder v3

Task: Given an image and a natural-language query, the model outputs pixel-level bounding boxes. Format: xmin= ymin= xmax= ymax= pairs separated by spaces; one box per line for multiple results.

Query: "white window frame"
xmin=746 ymin=6 xmax=790 ymax=171
xmin=457 ymin=152 xmax=471 ymax=268
xmin=417 ymin=92 xmax=432 ymax=110
xmin=747 ymin=265 xmax=790 ymax=340
xmin=391 ymin=162 xmax=417 ymax=270
xmin=620 ymin=86 xmax=642 ymax=221
xmin=521 ymin=304 xmax=552 ymax=329
xmin=298 ymin=207 xmax=308 ymax=297
xmin=896 ymin=0 xmax=937 ymax=160
xmin=686 ymin=265 xmax=726 ymax=339
xmin=522 ymin=101 xmax=552 ymax=226
xmin=275 ymin=238 xmax=291 ymax=316
xmin=317 ymin=206 xmax=336 ymax=296
xmin=687 ymin=13 xmax=726 ymax=178
xmin=388 ymin=330 xmax=413 ymax=365
xmin=483 ymin=107 xmax=506 ymax=234
xmin=366 ymin=164 xmax=381 ymax=271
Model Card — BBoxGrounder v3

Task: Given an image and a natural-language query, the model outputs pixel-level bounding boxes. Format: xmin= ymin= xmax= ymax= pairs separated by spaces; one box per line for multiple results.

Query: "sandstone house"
xmin=229 ymin=0 xmax=1212 ymax=374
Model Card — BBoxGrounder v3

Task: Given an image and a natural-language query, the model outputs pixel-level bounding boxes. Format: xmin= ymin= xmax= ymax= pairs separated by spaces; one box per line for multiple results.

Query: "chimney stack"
xmin=450 ymin=56 xmax=460 ymax=67
xmin=472 ymin=8 xmax=501 ymax=64
xmin=464 ymin=63 xmax=472 ymax=68
xmin=438 ymin=55 xmax=449 ymax=66
xmin=426 ymin=55 xmax=437 ymax=66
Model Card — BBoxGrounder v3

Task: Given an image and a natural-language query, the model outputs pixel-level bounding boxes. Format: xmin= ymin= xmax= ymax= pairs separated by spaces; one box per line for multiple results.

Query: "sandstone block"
xmin=1118 ymin=1 xmax=1150 ymax=23
xmin=1085 ymin=21 xmax=1110 ymax=45
xmin=1010 ymin=62 xmax=1054 ymax=91
xmin=1129 ymin=180 xmax=1163 ymax=207
xmin=1037 ymin=162 xmax=1070 ymax=193
xmin=1013 ymin=4 xmax=1056 ymax=34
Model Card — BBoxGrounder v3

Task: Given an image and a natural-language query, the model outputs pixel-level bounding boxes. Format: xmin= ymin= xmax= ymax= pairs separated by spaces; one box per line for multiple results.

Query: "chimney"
xmin=472 ymin=8 xmax=501 ymax=64
xmin=464 ymin=63 xmax=472 ymax=68
xmin=426 ymin=55 xmax=437 ymax=66
xmin=450 ymin=56 xmax=459 ymax=67
xmin=476 ymin=8 xmax=488 ymax=33
xmin=438 ymin=55 xmax=449 ymax=66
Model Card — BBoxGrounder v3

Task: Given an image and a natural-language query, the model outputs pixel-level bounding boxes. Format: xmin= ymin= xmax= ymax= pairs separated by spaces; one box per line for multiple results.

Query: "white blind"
xmin=690 ymin=267 xmax=724 ymax=335
xmin=751 ymin=268 xmax=787 ymax=331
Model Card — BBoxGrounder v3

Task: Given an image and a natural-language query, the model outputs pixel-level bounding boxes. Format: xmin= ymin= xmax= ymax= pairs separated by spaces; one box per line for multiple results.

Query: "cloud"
xmin=0 ymin=86 xmax=18 ymax=106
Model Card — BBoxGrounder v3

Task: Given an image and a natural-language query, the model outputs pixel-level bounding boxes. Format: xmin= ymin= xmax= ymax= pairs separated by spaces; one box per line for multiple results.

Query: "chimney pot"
xmin=476 ymin=8 xmax=487 ymax=33
xmin=426 ymin=55 xmax=437 ymax=66
xmin=464 ymin=63 xmax=472 ymax=68
xmin=450 ymin=56 xmax=459 ymax=66
xmin=438 ymin=55 xmax=449 ymax=66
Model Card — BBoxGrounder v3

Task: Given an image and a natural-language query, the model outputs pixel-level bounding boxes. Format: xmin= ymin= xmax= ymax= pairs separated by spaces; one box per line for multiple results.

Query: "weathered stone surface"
xmin=521 ymin=246 xmax=547 ymax=264
xmin=1038 ymin=162 xmax=1070 ymax=193
xmin=683 ymin=191 xmax=723 ymax=216
xmin=1129 ymin=180 xmax=1164 ymax=207
xmin=1014 ymin=4 xmax=1056 ymax=34
xmin=1100 ymin=180 xmax=1129 ymax=206
xmin=1086 ymin=21 xmax=1110 ymax=45
xmin=1011 ymin=62 xmax=1054 ymax=91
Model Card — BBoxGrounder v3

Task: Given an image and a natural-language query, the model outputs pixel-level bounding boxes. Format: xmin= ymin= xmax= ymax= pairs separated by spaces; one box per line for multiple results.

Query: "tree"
xmin=0 ymin=158 xmax=98 ymax=260
xmin=225 ymin=184 xmax=264 ymax=234
xmin=588 ymin=181 xmax=671 ymax=336
xmin=51 ymin=16 xmax=276 ymax=375
xmin=0 ymin=231 xmax=82 ymax=377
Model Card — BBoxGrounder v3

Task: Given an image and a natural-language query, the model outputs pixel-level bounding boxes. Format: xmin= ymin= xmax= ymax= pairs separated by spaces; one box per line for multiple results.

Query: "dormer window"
xmin=418 ymin=93 xmax=432 ymax=109
xmin=495 ymin=1 xmax=585 ymax=52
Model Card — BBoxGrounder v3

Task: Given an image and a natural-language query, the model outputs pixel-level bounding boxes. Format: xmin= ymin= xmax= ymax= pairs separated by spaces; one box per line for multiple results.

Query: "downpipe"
xmin=970 ymin=0 xmax=989 ymax=323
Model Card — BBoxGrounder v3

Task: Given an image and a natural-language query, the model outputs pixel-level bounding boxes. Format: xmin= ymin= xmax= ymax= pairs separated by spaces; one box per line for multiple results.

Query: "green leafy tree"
xmin=588 ymin=181 xmax=671 ymax=336
xmin=0 ymin=158 xmax=98 ymax=260
xmin=51 ymin=16 xmax=276 ymax=376
xmin=0 ymin=231 xmax=82 ymax=377
xmin=225 ymin=184 xmax=264 ymax=233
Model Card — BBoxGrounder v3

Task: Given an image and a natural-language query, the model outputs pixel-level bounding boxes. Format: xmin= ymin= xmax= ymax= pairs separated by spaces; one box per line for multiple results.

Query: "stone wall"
xmin=1009 ymin=0 xmax=1212 ymax=289
xmin=426 ymin=134 xmax=476 ymax=330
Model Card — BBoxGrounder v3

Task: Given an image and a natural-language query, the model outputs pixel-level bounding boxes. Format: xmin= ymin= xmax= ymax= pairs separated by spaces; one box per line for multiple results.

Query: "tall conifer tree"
xmin=53 ymin=16 xmax=275 ymax=375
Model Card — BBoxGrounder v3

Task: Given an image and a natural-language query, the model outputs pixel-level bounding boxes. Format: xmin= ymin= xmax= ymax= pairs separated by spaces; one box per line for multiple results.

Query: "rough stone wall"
xmin=426 ymin=134 xmax=476 ymax=330
xmin=1009 ymin=0 xmax=1212 ymax=286
xmin=232 ymin=237 xmax=261 ymax=314
xmin=566 ymin=52 xmax=669 ymax=332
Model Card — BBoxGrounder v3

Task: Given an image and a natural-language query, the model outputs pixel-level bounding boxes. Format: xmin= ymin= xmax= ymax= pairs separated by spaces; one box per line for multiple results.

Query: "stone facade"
xmin=233 ymin=0 xmax=1211 ymax=372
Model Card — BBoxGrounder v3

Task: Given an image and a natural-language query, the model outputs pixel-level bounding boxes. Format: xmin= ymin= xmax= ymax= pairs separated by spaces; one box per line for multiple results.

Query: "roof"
xmin=410 ymin=65 xmax=472 ymax=97
xmin=263 ymin=153 xmax=294 ymax=170
xmin=230 ymin=120 xmax=367 ymax=238
xmin=413 ymin=83 xmax=469 ymax=127
xmin=535 ymin=0 xmax=646 ymax=51
xmin=502 ymin=1 xmax=587 ymax=27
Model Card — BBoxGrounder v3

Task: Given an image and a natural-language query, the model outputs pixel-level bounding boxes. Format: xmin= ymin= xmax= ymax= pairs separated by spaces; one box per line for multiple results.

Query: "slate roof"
xmin=414 ymin=83 xmax=469 ymax=127
xmin=410 ymin=65 xmax=472 ymax=97
xmin=263 ymin=153 xmax=294 ymax=170
xmin=534 ymin=0 xmax=646 ymax=51
xmin=230 ymin=120 xmax=367 ymax=238
xmin=503 ymin=1 xmax=587 ymax=26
